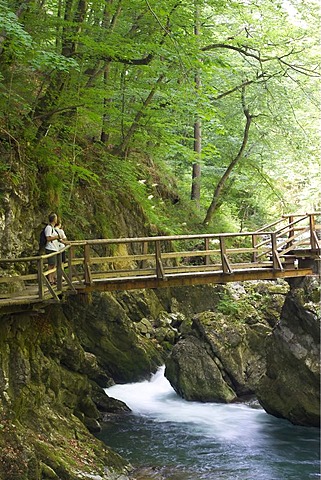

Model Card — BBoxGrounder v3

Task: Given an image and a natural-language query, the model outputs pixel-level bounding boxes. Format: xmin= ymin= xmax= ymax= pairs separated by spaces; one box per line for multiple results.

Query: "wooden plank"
xmin=222 ymin=253 xmax=233 ymax=273
xmin=271 ymin=234 xmax=283 ymax=270
xmin=37 ymin=257 xmax=44 ymax=300
xmin=141 ymin=242 xmax=149 ymax=268
xmin=226 ymin=247 xmax=257 ymax=254
xmin=309 ymin=214 xmax=317 ymax=250
xmin=205 ymin=238 xmax=210 ymax=265
xmin=62 ymin=270 xmax=76 ymax=291
xmin=84 ymin=244 xmax=92 ymax=285
xmin=87 ymin=260 xmax=274 ymax=280
xmin=0 ymin=277 xmax=23 ymax=284
xmin=79 ymin=268 xmax=314 ymax=292
xmin=71 ymin=230 xmax=270 ymax=247
xmin=42 ymin=274 xmax=60 ymax=301
xmin=90 ymin=269 xmax=154 ymax=279
xmin=219 ymin=237 xmax=232 ymax=274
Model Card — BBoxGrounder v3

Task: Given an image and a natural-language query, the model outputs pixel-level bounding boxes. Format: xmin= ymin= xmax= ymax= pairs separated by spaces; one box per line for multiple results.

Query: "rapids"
xmin=99 ymin=366 xmax=320 ymax=480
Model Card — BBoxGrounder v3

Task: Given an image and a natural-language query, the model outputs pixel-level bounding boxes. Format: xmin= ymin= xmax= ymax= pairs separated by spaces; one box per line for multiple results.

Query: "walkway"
xmin=0 ymin=213 xmax=319 ymax=310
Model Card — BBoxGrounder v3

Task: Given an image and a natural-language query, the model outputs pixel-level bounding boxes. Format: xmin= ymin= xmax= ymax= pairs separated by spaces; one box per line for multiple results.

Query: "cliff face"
xmin=0 ymin=294 xmax=163 ymax=480
xmin=0 ymin=275 xmax=319 ymax=479
xmin=164 ymin=278 xmax=320 ymax=427
xmin=256 ymin=276 xmax=320 ymax=427
xmin=0 ymin=284 xmax=225 ymax=479
xmin=165 ymin=281 xmax=288 ymax=403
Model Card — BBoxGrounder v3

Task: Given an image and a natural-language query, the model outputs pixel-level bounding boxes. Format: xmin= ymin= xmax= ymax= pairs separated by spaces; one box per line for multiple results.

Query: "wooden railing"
xmin=0 ymin=246 xmax=74 ymax=304
xmin=0 ymin=213 xmax=319 ymax=306
xmin=68 ymin=213 xmax=320 ymax=284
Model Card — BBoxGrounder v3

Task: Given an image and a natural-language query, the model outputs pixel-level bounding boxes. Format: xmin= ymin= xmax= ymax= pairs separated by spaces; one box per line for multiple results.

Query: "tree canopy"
xmin=0 ymin=0 xmax=320 ymax=232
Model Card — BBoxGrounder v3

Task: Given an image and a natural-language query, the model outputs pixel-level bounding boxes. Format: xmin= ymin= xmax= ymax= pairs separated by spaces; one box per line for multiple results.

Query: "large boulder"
xmin=256 ymin=276 xmax=320 ymax=427
xmin=165 ymin=335 xmax=236 ymax=402
xmin=165 ymin=281 xmax=287 ymax=402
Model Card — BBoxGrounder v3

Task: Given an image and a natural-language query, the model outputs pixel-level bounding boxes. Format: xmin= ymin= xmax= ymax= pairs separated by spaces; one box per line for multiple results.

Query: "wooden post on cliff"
xmin=37 ymin=256 xmax=44 ymax=299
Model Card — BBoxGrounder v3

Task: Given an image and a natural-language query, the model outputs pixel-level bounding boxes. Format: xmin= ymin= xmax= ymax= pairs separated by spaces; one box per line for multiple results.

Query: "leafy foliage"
xmin=0 ymin=0 xmax=319 ymax=234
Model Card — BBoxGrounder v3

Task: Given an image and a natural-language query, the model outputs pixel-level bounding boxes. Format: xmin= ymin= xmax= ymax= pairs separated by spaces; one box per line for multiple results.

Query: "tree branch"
xmin=113 ymin=74 xmax=165 ymax=156
xmin=203 ymin=87 xmax=253 ymax=225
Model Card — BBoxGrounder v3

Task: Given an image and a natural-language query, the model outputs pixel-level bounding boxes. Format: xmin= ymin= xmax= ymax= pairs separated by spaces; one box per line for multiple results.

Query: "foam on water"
xmin=103 ymin=366 xmax=320 ymax=480
xmin=106 ymin=366 xmax=269 ymax=443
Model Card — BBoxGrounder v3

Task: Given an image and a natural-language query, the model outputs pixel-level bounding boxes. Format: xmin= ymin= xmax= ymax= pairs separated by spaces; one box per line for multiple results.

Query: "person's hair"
xmin=48 ymin=212 xmax=57 ymax=223
xmin=56 ymin=216 xmax=62 ymax=227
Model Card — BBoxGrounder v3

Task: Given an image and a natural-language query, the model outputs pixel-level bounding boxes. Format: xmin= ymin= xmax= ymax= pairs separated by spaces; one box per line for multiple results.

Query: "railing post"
xmin=68 ymin=245 xmax=74 ymax=283
xmin=286 ymin=215 xmax=294 ymax=249
xmin=204 ymin=238 xmax=210 ymax=265
xmin=84 ymin=243 xmax=92 ymax=285
xmin=271 ymin=233 xmax=283 ymax=270
xmin=37 ymin=257 xmax=44 ymax=300
xmin=219 ymin=236 xmax=232 ymax=274
xmin=252 ymin=234 xmax=258 ymax=262
xmin=57 ymin=252 xmax=63 ymax=291
xmin=141 ymin=241 xmax=148 ymax=269
xmin=155 ymin=241 xmax=165 ymax=279
xmin=309 ymin=214 xmax=317 ymax=250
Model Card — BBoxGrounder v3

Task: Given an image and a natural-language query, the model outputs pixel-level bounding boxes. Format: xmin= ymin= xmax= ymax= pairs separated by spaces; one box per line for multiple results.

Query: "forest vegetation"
xmin=0 ymin=3 xmax=320 ymax=478
xmin=0 ymin=0 xmax=320 ymax=237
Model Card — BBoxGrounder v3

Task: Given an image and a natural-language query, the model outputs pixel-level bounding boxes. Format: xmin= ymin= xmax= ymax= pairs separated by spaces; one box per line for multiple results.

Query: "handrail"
xmin=274 ymin=216 xmax=309 ymax=236
xmin=282 ymin=212 xmax=321 ymax=218
xmin=70 ymin=231 xmax=267 ymax=245
xmin=0 ymin=245 xmax=70 ymax=263
xmin=254 ymin=217 xmax=285 ymax=233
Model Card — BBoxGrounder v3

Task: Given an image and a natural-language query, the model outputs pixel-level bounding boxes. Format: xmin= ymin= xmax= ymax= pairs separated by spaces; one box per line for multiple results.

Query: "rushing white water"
xmin=107 ymin=366 xmax=265 ymax=444
xmin=102 ymin=366 xmax=320 ymax=480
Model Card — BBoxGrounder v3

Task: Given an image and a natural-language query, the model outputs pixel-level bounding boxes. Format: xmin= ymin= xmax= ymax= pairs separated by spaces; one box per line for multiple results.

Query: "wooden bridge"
xmin=0 ymin=213 xmax=320 ymax=310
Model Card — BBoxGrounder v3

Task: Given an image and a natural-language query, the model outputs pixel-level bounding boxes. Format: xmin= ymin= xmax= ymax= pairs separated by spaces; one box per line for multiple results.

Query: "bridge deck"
xmin=0 ymin=213 xmax=319 ymax=309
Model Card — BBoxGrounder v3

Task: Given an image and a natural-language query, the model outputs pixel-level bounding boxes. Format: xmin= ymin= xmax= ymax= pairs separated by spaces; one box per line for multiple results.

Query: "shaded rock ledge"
xmin=164 ymin=278 xmax=320 ymax=427
xmin=256 ymin=276 xmax=320 ymax=427
xmin=165 ymin=281 xmax=287 ymax=403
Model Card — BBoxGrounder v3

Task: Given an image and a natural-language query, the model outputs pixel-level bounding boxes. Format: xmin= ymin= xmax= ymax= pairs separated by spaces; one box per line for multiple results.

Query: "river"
xmin=98 ymin=366 xmax=320 ymax=480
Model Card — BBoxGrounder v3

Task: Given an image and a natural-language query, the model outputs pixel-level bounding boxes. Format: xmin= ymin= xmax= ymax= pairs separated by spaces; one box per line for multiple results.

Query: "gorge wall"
xmin=0 ymin=277 xmax=319 ymax=479
xmin=0 ymin=162 xmax=319 ymax=479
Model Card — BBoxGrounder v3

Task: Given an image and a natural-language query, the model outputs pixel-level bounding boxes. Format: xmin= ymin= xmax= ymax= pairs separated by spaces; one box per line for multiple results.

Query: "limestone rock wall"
xmin=164 ymin=278 xmax=320 ymax=428
xmin=256 ymin=276 xmax=320 ymax=427
xmin=0 ymin=265 xmax=319 ymax=480
xmin=0 ymin=293 xmax=163 ymax=480
xmin=165 ymin=281 xmax=288 ymax=403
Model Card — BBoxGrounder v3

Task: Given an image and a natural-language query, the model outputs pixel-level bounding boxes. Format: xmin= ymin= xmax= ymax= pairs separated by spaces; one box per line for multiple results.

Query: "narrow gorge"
xmin=0 ymin=273 xmax=319 ymax=479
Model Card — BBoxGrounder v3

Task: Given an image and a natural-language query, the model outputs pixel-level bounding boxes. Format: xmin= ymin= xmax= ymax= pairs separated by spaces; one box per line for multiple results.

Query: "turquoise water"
xmin=98 ymin=367 xmax=320 ymax=480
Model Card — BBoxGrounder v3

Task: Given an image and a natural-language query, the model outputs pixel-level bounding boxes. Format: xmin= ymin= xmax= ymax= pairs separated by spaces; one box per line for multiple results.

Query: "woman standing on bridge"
xmin=55 ymin=217 xmax=68 ymax=263
xmin=45 ymin=212 xmax=61 ymax=285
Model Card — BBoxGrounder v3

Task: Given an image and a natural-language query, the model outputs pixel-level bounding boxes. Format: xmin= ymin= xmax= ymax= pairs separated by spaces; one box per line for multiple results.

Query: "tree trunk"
xmin=100 ymin=64 xmax=111 ymax=143
xmin=114 ymin=74 xmax=165 ymax=156
xmin=203 ymin=88 xmax=253 ymax=225
xmin=191 ymin=120 xmax=201 ymax=204
xmin=191 ymin=1 xmax=201 ymax=206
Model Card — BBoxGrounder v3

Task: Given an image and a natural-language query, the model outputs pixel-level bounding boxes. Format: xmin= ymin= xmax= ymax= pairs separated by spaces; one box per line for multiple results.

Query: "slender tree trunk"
xmin=114 ymin=74 xmax=165 ymax=156
xmin=100 ymin=1 xmax=122 ymax=143
xmin=191 ymin=1 xmax=201 ymax=206
xmin=191 ymin=118 xmax=201 ymax=204
xmin=203 ymin=88 xmax=253 ymax=225
xmin=100 ymin=64 xmax=111 ymax=143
